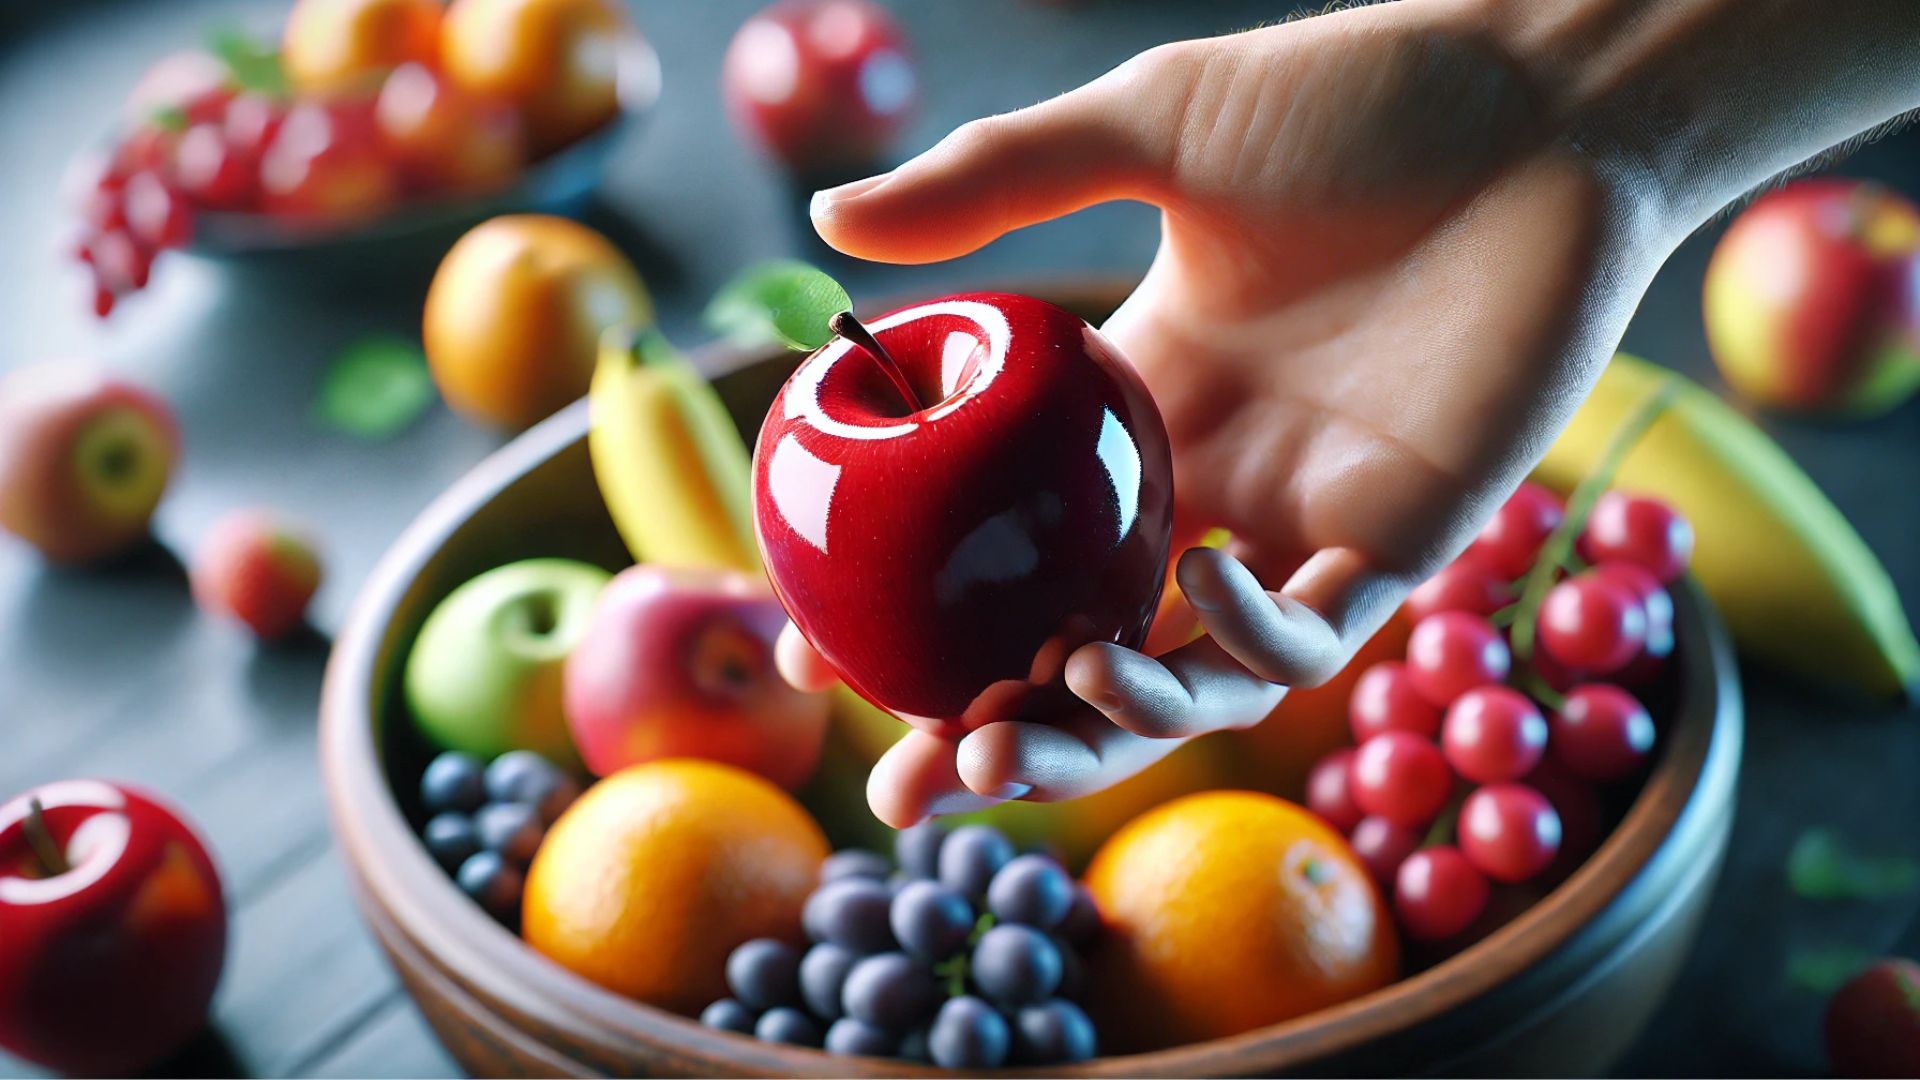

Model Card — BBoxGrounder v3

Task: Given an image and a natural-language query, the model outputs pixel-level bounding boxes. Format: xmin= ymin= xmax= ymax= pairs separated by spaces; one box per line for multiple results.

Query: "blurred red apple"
xmin=0 ymin=364 xmax=179 ymax=564
xmin=563 ymin=564 xmax=829 ymax=790
xmin=752 ymin=292 xmax=1174 ymax=736
xmin=1703 ymin=178 xmax=1920 ymax=415
xmin=722 ymin=0 xmax=915 ymax=175
xmin=0 ymin=780 xmax=226 ymax=1076
xmin=190 ymin=509 xmax=324 ymax=641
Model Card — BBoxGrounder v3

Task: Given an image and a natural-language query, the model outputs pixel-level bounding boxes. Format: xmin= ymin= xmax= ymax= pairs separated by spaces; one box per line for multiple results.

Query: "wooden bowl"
xmin=320 ymin=285 xmax=1744 ymax=1077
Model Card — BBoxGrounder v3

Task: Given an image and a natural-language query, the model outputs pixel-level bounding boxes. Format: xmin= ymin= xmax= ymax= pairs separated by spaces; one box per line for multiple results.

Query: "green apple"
xmin=405 ymin=557 xmax=612 ymax=764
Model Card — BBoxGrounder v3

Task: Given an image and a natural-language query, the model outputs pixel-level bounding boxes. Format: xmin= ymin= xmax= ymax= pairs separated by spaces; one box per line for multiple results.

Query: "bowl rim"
xmin=320 ymin=348 xmax=1742 ymax=1078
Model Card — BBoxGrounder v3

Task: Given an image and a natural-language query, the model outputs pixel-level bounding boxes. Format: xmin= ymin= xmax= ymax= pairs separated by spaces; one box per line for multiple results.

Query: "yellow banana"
xmin=587 ymin=327 xmax=762 ymax=574
xmin=1535 ymin=353 xmax=1919 ymax=701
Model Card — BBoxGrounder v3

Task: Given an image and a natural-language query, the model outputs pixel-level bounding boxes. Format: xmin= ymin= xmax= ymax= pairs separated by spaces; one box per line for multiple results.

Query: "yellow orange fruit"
xmin=1083 ymin=791 xmax=1397 ymax=1051
xmin=423 ymin=214 xmax=650 ymax=428
xmin=440 ymin=0 xmax=627 ymax=155
xmin=522 ymin=759 xmax=828 ymax=1014
xmin=282 ymin=0 xmax=442 ymax=97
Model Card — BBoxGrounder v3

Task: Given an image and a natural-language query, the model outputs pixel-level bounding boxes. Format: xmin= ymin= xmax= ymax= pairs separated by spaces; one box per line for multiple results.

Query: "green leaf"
xmin=314 ymin=337 xmax=437 ymax=440
xmin=1787 ymin=829 xmax=1920 ymax=901
xmin=208 ymin=26 xmax=288 ymax=98
xmin=704 ymin=260 xmax=852 ymax=352
xmin=150 ymin=105 xmax=189 ymax=132
xmin=1785 ymin=946 xmax=1875 ymax=994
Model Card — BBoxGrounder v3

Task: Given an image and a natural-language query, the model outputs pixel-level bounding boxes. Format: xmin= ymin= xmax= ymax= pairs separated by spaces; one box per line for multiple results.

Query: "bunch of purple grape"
xmin=700 ymin=822 xmax=1101 ymax=1068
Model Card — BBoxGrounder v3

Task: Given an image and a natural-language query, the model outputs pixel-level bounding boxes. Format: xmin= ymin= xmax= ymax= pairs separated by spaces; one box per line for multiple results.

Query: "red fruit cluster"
xmin=1307 ymin=481 xmax=1690 ymax=953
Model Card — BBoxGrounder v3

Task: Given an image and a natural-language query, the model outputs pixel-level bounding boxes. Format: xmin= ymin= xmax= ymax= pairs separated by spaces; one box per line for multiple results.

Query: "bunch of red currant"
xmin=1306 ymin=482 xmax=1694 ymax=949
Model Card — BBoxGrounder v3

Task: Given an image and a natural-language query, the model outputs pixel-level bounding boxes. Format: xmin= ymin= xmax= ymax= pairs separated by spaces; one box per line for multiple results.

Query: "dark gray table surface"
xmin=2 ymin=2 xmax=1916 ymax=1077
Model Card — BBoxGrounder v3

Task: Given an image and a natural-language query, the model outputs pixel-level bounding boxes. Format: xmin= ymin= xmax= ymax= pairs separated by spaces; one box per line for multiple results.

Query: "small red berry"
xmin=1466 ymin=482 xmax=1565 ymax=579
xmin=1551 ymin=684 xmax=1656 ymax=781
xmin=1442 ymin=685 xmax=1548 ymax=783
xmin=1581 ymin=492 xmax=1693 ymax=584
xmin=1349 ymin=660 xmax=1443 ymax=742
xmin=1405 ymin=556 xmax=1510 ymax=624
xmin=123 ymin=171 xmax=193 ymax=249
xmin=1350 ymin=732 xmax=1453 ymax=827
xmin=1394 ymin=846 xmax=1489 ymax=942
xmin=1406 ymin=611 xmax=1511 ymax=707
xmin=1458 ymin=783 xmax=1561 ymax=884
xmin=190 ymin=510 xmax=323 ymax=641
xmin=1538 ymin=572 xmax=1647 ymax=674
xmin=1305 ymin=749 xmax=1364 ymax=833
xmin=1350 ymin=816 xmax=1423 ymax=889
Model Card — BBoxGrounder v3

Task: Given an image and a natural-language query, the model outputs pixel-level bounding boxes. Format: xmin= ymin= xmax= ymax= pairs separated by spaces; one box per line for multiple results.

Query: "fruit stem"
xmin=22 ymin=798 xmax=69 ymax=876
xmin=829 ymin=311 xmax=923 ymax=412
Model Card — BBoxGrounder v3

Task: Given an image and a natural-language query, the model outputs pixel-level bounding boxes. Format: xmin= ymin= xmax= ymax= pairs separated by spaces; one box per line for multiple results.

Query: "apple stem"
xmin=22 ymin=798 xmax=68 ymax=877
xmin=830 ymin=311 xmax=923 ymax=412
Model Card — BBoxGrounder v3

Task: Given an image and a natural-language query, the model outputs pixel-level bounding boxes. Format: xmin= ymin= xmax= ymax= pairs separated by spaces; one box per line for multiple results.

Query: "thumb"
xmin=809 ymin=51 xmax=1183 ymax=264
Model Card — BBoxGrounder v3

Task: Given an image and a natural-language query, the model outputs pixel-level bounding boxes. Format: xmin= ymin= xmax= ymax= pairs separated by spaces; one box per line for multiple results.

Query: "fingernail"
xmin=926 ymin=789 xmax=1003 ymax=816
xmin=987 ymin=782 xmax=1032 ymax=801
xmin=810 ymin=172 xmax=891 ymax=215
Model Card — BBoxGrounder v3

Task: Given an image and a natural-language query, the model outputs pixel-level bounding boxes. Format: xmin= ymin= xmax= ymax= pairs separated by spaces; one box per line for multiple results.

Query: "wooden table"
xmin=2 ymin=1 xmax=1915 ymax=1075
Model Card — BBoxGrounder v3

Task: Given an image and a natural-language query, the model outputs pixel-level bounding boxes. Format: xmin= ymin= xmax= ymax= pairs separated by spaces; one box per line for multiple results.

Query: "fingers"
xmin=809 ymin=50 xmax=1184 ymax=264
xmin=954 ymin=712 xmax=1187 ymax=803
xmin=1174 ymin=546 xmax=1345 ymax=686
xmin=867 ymin=730 xmax=1012 ymax=829
xmin=1066 ymin=634 xmax=1286 ymax=739
xmin=775 ymin=622 xmax=840 ymax=693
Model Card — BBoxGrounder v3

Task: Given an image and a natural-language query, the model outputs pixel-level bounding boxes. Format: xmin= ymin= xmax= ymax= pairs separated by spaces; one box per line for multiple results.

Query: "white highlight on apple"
xmin=784 ymin=299 xmax=1010 ymax=441
xmin=768 ymin=433 xmax=841 ymax=553
xmin=1096 ymin=407 xmax=1141 ymax=542
xmin=0 ymin=780 xmax=130 ymax=905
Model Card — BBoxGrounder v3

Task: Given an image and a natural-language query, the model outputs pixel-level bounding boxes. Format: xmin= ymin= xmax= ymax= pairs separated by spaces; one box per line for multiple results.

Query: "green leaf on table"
xmin=208 ymin=26 xmax=288 ymax=98
xmin=1787 ymin=828 xmax=1920 ymax=901
xmin=313 ymin=337 xmax=438 ymax=440
xmin=704 ymin=260 xmax=852 ymax=352
xmin=1785 ymin=945 xmax=1874 ymax=994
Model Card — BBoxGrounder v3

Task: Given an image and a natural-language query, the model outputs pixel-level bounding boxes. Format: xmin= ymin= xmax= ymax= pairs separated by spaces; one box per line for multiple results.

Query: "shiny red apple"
xmin=752 ymin=292 xmax=1175 ymax=735
xmin=564 ymin=564 xmax=829 ymax=790
xmin=0 ymin=780 xmax=226 ymax=1075
xmin=721 ymin=0 xmax=915 ymax=175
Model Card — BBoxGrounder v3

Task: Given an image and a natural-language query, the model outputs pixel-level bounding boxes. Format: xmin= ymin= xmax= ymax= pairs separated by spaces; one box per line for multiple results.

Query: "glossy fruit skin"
xmin=1348 ymin=816 xmax=1423 ymax=889
xmin=1404 ymin=611 xmax=1511 ymax=707
xmin=1457 ymin=783 xmax=1562 ymax=884
xmin=1441 ymin=685 xmax=1548 ymax=784
xmin=190 ymin=510 xmax=324 ymax=641
xmin=1538 ymin=572 xmax=1648 ymax=674
xmin=0 ymin=780 xmax=226 ymax=1076
xmin=1082 ymin=791 xmax=1396 ymax=1052
xmin=1404 ymin=557 xmax=1509 ymax=624
xmin=407 ymin=558 xmax=608 ymax=763
xmin=1466 ymin=482 xmax=1564 ymax=579
xmin=0 ymin=365 xmax=178 ymax=564
xmin=1582 ymin=492 xmax=1694 ymax=584
xmin=722 ymin=0 xmax=915 ymax=174
xmin=259 ymin=100 xmax=403 ymax=223
xmin=441 ymin=0 xmax=629 ymax=155
xmin=1304 ymin=748 xmax=1363 ymax=832
xmin=564 ymin=564 xmax=829 ymax=790
xmin=376 ymin=63 xmax=526 ymax=195
xmin=522 ymin=760 xmax=829 ymax=1014
xmin=1349 ymin=732 xmax=1453 ymax=827
xmin=282 ymin=0 xmax=443 ymax=96
xmin=1348 ymin=660 xmax=1442 ymax=743
xmin=1703 ymin=178 xmax=1920 ymax=416
xmin=1393 ymin=845 xmax=1489 ymax=942
xmin=754 ymin=293 xmax=1175 ymax=735
xmin=424 ymin=214 xmax=651 ymax=428
xmin=1824 ymin=957 xmax=1920 ymax=1078
xmin=1550 ymin=683 xmax=1657 ymax=781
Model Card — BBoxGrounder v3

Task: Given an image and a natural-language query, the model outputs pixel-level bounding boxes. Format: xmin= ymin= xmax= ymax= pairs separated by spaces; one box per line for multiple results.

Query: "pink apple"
xmin=0 ymin=364 xmax=179 ymax=564
xmin=752 ymin=292 xmax=1175 ymax=736
xmin=563 ymin=564 xmax=829 ymax=790
xmin=190 ymin=510 xmax=323 ymax=640
xmin=722 ymin=0 xmax=915 ymax=174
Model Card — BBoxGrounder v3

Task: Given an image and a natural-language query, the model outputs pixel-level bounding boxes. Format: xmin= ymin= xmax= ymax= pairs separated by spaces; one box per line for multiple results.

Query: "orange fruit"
xmin=282 ymin=0 xmax=442 ymax=97
xmin=1083 ymin=790 xmax=1397 ymax=1051
xmin=440 ymin=0 xmax=628 ymax=155
xmin=422 ymin=214 xmax=650 ymax=428
xmin=522 ymin=759 xmax=828 ymax=1014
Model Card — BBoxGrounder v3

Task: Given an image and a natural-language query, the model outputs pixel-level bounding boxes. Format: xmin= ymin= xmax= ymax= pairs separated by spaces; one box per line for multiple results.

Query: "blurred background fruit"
xmin=522 ymin=759 xmax=828 ymax=1014
xmin=1081 ymin=791 xmax=1396 ymax=1051
xmin=1824 ymin=956 xmax=1920 ymax=1078
xmin=189 ymin=509 xmax=323 ymax=641
xmin=258 ymin=99 xmax=404 ymax=222
xmin=440 ymin=0 xmax=629 ymax=156
xmin=375 ymin=62 xmax=526 ymax=195
xmin=1703 ymin=179 xmax=1920 ymax=416
xmin=423 ymin=213 xmax=651 ymax=427
xmin=281 ymin=0 xmax=443 ymax=98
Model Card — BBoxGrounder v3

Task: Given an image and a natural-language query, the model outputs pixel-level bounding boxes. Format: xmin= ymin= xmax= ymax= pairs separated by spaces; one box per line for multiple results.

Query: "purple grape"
xmin=726 ymin=938 xmax=801 ymax=1011
xmin=824 ymin=1017 xmax=898 ymax=1057
xmin=821 ymin=848 xmax=890 ymax=883
xmin=1056 ymin=884 xmax=1101 ymax=946
xmin=455 ymin=851 xmax=523 ymax=924
xmin=700 ymin=998 xmax=757 ymax=1035
xmin=484 ymin=750 xmax=579 ymax=824
xmin=897 ymin=1027 xmax=930 ymax=1063
xmin=987 ymin=853 xmax=1073 ymax=929
xmin=938 ymin=825 xmax=1015 ymax=901
xmin=423 ymin=811 xmax=479 ymax=873
xmin=803 ymin=877 xmax=897 ymax=953
xmin=1013 ymin=999 xmax=1097 ymax=1064
xmin=474 ymin=801 xmax=544 ymax=866
xmin=841 ymin=952 xmax=941 ymax=1032
xmin=421 ymin=751 xmax=486 ymax=813
xmin=970 ymin=924 xmax=1062 ymax=1007
xmin=799 ymin=942 xmax=858 ymax=1020
xmin=893 ymin=821 xmax=948 ymax=880
xmin=928 ymin=995 xmax=1010 ymax=1069
xmin=890 ymin=879 xmax=974 ymax=962
xmin=1055 ymin=939 xmax=1086 ymax=1002
xmin=754 ymin=1006 xmax=822 ymax=1047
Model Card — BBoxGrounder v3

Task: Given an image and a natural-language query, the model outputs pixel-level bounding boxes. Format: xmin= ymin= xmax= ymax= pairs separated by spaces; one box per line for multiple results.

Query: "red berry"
xmin=1581 ymin=492 xmax=1692 ymax=584
xmin=1614 ymin=624 xmax=1674 ymax=687
xmin=1350 ymin=816 xmax=1423 ymax=889
xmin=92 ymin=282 xmax=117 ymax=319
xmin=1305 ymin=749 xmax=1364 ymax=832
xmin=1466 ymin=482 xmax=1564 ymax=579
xmin=1405 ymin=557 xmax=1509 ymax=624
xmin=111 ymin=124 xmax=181 ymax=177
xmin=1551 ymin=683 xmax=1656 ymax=781
xmin=86 ymin=229 xmax=150 ymax=292
xmin=224 ymin=93 xmax=288 ymax=159
xmin=1350 ymin=732 xmax=1453 ymax=827
xmin=1538 ymin=572 xmax=1646 ymax=674
xmin=190 ymin=510 xmax=323 ymax=641
xmin=1588 ymin=561 xmax=1674 ymax=637
xmin=1824 ymin=957 xmax=1920 ymax=1078
xmin=1441 ymin=685 xmax=1548 ymax=783
xmin=1394 ymin=846 xmax=1489 ymax=942
xmin=123 ymin=171 xmax=193 ymax=249
xmin=1523 ymin=759 xmax=1606 ymax=883
xmin=173 ymin=123 xmax=257 ymax=210
xmin=1406 ymin=611 xmax=1511 ymax=707
xmin=1458 ymin=783 xmax=1561 ymax=883
xmin=1530 ymin=642 xmax=1584 ymax=693
xmin=1349 ymin=661 xmax=1443 ymax=742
